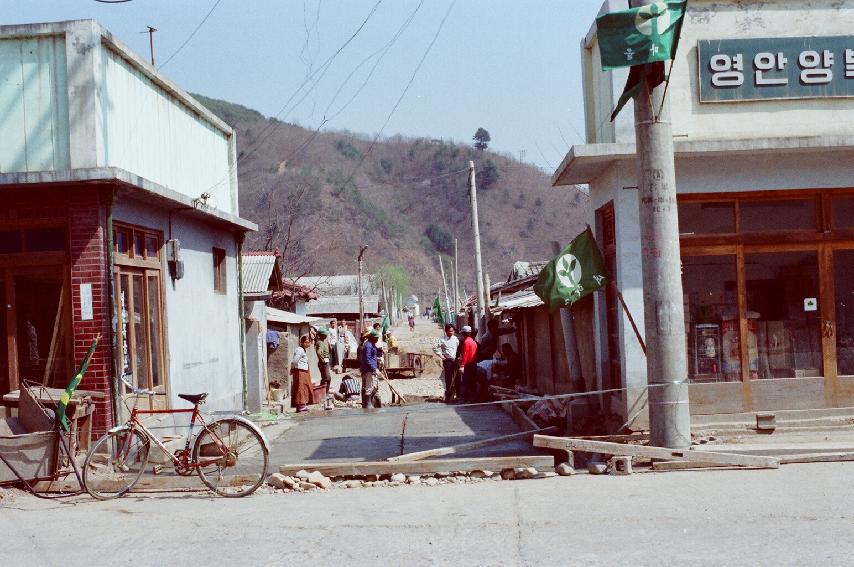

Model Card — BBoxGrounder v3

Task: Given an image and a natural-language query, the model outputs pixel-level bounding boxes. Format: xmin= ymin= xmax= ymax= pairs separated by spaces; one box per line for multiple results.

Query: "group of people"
xmin=290 ymin=318 xmax=394 ymax=413
xmin=432 ymin=318 xmax=521 ymax=404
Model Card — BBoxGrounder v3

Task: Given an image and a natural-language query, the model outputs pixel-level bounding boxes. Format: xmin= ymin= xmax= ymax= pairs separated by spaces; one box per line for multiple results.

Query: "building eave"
xmin=552 ymin=135 xmax=854 ymax=186
xmin=0 ymin=167 xmax=257 ymax=232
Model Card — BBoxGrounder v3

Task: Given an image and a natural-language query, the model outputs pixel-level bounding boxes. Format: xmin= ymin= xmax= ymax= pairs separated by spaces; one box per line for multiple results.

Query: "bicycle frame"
xmin=111 ymin=404 xmax=231 ymax=470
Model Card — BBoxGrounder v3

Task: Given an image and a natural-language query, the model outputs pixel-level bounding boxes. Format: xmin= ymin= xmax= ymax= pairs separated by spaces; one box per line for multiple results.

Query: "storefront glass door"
xmin=745 ymin=250 xmax=822 ymax=380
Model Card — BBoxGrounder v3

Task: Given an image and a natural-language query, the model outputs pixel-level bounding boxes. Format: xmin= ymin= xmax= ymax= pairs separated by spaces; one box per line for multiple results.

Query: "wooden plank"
xmin=533 ymin=435 xmax=780 ymax=468
xmin=694 ymin=442 xmax=854 ymax=456
xmin=778 ymin=452 xmax=854 ymax=464
xmin=279 ymin=455 xmax=555 ymax=477
xmin=650 ymin=461 xmax=731 ymax=471
xmin=33 ymin=474 xmax=262 ymax=493
xmin=389 ymin=426 xmax=559 ymax=463
xmin=511 ymin=403 xmax=539 ymax=432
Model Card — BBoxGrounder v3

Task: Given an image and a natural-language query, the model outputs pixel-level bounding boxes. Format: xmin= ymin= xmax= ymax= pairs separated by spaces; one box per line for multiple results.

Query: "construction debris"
xmin=387 ymin=426 xmax=559 ymax=462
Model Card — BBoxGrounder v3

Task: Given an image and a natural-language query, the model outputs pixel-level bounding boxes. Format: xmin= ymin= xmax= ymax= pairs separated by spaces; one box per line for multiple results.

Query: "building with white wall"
xmin=554 ymin=0 xmax=854 ymax=425
xmin=0 ymin=20 xmax=256 ymax=432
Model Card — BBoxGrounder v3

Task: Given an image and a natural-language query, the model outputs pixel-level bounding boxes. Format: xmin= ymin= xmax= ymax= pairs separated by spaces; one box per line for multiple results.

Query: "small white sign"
xmin=80 ymin=283 xmax=93 ymax=320
xmin=804 ymin=297 xmax=818 ymax=312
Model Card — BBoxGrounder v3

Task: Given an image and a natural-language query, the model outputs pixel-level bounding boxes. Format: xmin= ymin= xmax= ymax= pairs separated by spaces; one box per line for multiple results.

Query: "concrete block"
xmin=608 ymin=456 xmax=633 ymax=476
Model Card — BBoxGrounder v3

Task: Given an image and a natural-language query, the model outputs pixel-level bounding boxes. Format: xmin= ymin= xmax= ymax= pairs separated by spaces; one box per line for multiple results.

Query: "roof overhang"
xmin=0 ymin=167 xmax=257 ymax=232
xmin=552 ymin=135 xmax=854 ymax=186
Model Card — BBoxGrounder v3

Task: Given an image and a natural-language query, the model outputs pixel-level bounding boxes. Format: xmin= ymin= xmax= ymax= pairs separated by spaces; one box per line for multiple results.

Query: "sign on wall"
xmin=698 ymin=36 xmax=854 ymax=102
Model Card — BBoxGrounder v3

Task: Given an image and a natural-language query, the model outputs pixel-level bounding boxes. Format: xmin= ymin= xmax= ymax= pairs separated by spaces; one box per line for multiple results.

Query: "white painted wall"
xmin=585 ymin=0 xmax=854 ymax=144
xmin=0 ymin=20 xmax=238 ymax=215
xmin=99 ymin=45 xmax=234 ymax=214
xmin=112 ymin=197 xmax=244 ymax=413
xmin=0 ymin=35 xmax=69 ymax=172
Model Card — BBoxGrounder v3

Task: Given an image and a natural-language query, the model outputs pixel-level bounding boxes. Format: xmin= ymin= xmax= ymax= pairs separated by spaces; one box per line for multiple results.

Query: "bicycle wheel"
xmin=192 ymin=418 xmax=268 ymax=497
xmin=83 ymin=427 xmax=150 ymax=500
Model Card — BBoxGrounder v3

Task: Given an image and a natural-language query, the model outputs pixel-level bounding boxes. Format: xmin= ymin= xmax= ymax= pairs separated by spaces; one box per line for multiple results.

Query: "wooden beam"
xmin=533 ymin=435 xmax=780 ymax=468
xmin=389 ymin=426 xmax=559 ymax=463
xmin=511 ymin=403 xmax=540 ymax=432
xmin=279 ymin=455 xmax=555 ymax=477
xmin=779 ymin=452 xmax=854 ymax=464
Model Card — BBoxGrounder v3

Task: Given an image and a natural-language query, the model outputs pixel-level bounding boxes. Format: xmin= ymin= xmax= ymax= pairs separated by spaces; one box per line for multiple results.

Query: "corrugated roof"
xmin=299 ymin=275 xmax=378 ymax=296
xmin=495 ymin=289 xmax=544 ymax=312
xmin=304 ymin=294 xmax=380 ymax=315
xmin=266 ymin=307 xmax=322 ymax=325
xmin=509 ymin=261 xmax=548 ymax=281
xmin=241 ymin=253 xmax=277 ymax=294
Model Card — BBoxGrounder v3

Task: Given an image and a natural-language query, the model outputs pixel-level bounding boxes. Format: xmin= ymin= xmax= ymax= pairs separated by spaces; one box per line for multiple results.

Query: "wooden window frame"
xmin=113 ymin=222 xmax=162 ymax=269
xmin=213 ymin=247 xmax=227 ymax=294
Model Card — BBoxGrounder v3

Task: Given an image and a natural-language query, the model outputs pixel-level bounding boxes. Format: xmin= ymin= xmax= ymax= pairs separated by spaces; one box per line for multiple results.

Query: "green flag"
xmin=610 ymin=61 xmax=666 ymax=121
xmin=534 ymin=227 xmax=607 ymax=313
xmin=432 ymin=296 xmax=444 ymax=326
xmin=381 ymin=312 xmax=390 ymax=337
xmin=58 ymin=335 xmax=100 ymax=431
xmin=596 ymin=1 xmax=687 ymax=70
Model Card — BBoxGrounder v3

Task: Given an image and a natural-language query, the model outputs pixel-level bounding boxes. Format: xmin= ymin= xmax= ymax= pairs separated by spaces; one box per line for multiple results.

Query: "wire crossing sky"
xmin=3 ymin=0 xmax=605 ymax=171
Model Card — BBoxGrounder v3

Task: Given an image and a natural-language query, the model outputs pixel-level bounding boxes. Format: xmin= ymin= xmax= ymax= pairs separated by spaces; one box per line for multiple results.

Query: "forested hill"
xmin=193 ymin=93 xmax=588 ymax=295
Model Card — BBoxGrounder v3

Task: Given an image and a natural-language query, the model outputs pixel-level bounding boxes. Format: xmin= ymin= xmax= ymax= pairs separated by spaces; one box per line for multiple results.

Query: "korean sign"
xmin=698 ymin=36 xmax=854 ymax=102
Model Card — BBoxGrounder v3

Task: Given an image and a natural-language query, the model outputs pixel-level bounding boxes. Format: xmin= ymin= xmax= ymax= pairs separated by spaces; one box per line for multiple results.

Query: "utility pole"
xmin=632 ymin=0 xmax=690 ymax=449
xmin=468 ymin=161 xmax=485 ymax=332
xmin=357 ymin=244 xmax=368 ymax=336
xmin=145 ymin=26 xmax=157 ymax=66
xmin=438 ymin=255 xmax=452 ymax=323
xmin=453 ymin=238 xmax=460 ymax=311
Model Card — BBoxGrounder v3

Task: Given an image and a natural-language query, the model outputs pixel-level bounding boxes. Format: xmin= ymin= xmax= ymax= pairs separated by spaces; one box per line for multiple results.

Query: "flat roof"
xmin=552 ymin=135 xmax=854 ymax=186
xmin=0 ymin=167 xmax=257 ymax=232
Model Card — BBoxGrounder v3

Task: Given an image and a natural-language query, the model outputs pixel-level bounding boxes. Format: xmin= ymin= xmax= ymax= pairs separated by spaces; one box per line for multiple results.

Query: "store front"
xmin=680 ymin=189 xmax=854 ymax=413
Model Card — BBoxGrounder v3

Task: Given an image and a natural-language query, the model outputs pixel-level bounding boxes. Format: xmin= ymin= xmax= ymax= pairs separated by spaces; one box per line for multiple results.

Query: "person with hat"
xmin=459 ymin=325 xmax=480 ymax=403
xmin=315 ymin=327 xmax=331 ymax=392
xmin=360 ymin=329 xmax=382 ymax=408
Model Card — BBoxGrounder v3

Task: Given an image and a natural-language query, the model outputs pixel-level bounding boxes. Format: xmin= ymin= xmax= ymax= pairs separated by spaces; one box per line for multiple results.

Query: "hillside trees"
xmin=425 ymin=224 xmax=454 ymax=253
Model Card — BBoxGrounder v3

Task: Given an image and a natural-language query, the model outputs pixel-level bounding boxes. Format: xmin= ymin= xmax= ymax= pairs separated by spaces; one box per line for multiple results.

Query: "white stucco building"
xmin=554 ymin=0 xmax=854 ymax=424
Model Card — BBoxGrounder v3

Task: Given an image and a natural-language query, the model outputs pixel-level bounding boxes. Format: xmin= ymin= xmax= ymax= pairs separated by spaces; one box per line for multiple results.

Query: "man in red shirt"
xmin=459 ymin=325 xmax=479 ymax=403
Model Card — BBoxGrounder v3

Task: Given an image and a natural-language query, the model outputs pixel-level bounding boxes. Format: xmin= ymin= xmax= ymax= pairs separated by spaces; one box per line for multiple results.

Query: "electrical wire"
xmin=158 ymin=0 xmax=223 ymax=69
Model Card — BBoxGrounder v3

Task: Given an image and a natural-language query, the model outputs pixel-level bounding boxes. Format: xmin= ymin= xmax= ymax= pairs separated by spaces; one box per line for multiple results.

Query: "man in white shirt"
xmin=432 ymin=323 xmax=460 ymax=403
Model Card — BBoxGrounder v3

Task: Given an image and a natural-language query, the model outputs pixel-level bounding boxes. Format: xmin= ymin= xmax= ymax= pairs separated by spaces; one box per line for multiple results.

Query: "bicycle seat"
xmin=178 ymin=393 xmax=208 ymax=405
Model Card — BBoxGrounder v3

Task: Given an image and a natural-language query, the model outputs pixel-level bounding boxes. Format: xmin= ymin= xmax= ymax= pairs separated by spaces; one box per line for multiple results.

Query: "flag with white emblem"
xmin=534 ymin=227 xmax=608 ymax=313
xmin=596 ymin=1 xmax=687 ymax=70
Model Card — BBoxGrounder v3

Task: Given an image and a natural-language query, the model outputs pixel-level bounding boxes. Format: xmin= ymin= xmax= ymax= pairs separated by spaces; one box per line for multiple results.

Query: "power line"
xmin=335 ymin=0 xmax=457 ymax=194
xmin=158 ymin=0 xmax=223 ymax=69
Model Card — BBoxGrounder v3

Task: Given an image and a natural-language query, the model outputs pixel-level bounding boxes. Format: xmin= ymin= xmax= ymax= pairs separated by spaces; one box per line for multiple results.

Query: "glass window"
xmin=832 ymin=196 xmax=854 ymax=229
xmin=746 ymin=251 xmax=821 ymax=379
xmin=147 ymin=275 xmax=162 ymax=387
xmin=0 ymin=230 xmax=22 ymax=254
xmin=213 ymin=248 xmax=226 ymax=293
xmin=740 ymin=199 xmax=816 ymax=232
xmin=24 ymin=228 xmax=65 ymax=252
xmin=678 ymin=202 xmax=736 ymax=235
xmin=145 ymin=236 xmax=159 ymax=259
xmin=834 ymin=250 xmax=854 ymax=375
xmin=682 ymin=255 xmax=740 ymax=382
xmin=134 ymin=233 xmax=145 ymax=258
xmin=116 ymin=229 xmax=130 ymax=255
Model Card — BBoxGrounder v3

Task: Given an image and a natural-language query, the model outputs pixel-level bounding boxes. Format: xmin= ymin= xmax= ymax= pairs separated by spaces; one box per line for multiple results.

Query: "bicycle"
xmin=83 ymin=391 xmax=269 ymax=500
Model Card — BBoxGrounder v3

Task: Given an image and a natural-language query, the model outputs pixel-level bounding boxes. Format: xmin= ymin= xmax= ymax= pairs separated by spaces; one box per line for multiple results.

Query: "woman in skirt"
xmin=291 ymin=335 xmax=313 ymax=412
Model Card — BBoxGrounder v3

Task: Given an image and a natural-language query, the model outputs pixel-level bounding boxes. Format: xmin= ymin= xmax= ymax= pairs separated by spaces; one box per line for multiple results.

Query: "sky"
xmin=4 ymin=0 xmax=606 ymax=172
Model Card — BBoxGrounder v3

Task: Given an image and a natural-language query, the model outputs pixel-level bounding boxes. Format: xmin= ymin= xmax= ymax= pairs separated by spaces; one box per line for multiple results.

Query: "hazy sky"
xmin=5 ymin=0 xmax=606 ymax=171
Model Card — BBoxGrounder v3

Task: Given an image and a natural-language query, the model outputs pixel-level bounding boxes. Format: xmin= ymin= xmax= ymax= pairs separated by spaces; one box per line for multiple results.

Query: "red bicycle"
xmin=83 ymin=391 xmax=269 ymax=499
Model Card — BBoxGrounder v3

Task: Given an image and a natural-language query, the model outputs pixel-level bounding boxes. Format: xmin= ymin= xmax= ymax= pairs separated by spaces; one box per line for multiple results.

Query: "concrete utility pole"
xmin=632 ymin=0 xmax=690 ymax=449
xmin=453 ymin=238 xmax=460 ymax=310
xmin=468 ymin=161 xmax=485 ymax=331
xmin=358 ymin=244 xmax=368 ymax=335
xmin=438 ymin=255 xmax=452 ymax=322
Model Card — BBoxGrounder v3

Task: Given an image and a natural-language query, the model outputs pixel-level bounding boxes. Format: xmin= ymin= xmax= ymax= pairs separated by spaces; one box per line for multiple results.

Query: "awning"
xmin=494 ymin=289 xmax=543 ymax=313
xmin=265 ymin=307 xmax=322 ymax=325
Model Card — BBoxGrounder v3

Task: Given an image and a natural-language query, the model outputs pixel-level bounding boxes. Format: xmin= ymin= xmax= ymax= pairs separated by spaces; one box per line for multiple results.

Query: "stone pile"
xmin=266 ymin=462 xmax=576 ymax=493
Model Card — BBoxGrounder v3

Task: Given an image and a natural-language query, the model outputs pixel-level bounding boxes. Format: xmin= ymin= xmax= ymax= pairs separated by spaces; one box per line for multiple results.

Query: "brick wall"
xmin=68 ymin=190 xmax=114 ymax=435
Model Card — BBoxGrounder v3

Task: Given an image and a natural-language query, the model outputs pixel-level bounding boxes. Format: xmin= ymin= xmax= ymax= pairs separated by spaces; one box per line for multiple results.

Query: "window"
xmin=0 ymin=227 xmax=66 ymax=254
xmin=678 ymin=201 xmax=736 ymax=235
xmin=740 ymin=199 xmax=816 ymax=232
xmin=832 ymin=196 xmax=854 ymax=229
xmin=113 ymin=225 xmax=160 ymax=261
xmin=213 ymin=247 xmax=227 ymax=293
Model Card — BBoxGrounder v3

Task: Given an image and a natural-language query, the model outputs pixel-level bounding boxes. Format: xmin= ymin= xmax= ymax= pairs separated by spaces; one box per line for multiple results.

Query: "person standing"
xmin=408 ymin=312 xmax=416 ymax=333
xmin=315 ymin=327 xmax=331 ymax=391
xmin=290 ymin=335 xmax=313 ymax=413
xmin=327 ymin=320 xmax=340 ymax=372
xmin=433 ymin=324 xmax=460 ymax=403
xmin=360 ymin=330 xmax=382 ymax=408
xmin=477 ymin=318 xmax=515 ymax=362
xmin=459 ymin=325 xmax=479 ymax=403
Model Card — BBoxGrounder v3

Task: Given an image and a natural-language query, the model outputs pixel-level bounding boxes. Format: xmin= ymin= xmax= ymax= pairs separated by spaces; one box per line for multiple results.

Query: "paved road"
xmin=267 ymin=403 xmax=550 ymax=465
xmin=4 ymin=462 xmax=853 ymax=566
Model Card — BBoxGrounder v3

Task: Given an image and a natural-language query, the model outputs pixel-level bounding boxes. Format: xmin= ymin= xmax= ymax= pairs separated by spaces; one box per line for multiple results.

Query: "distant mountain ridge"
xmin=193 ymin=93 xmax=588 ymax=295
